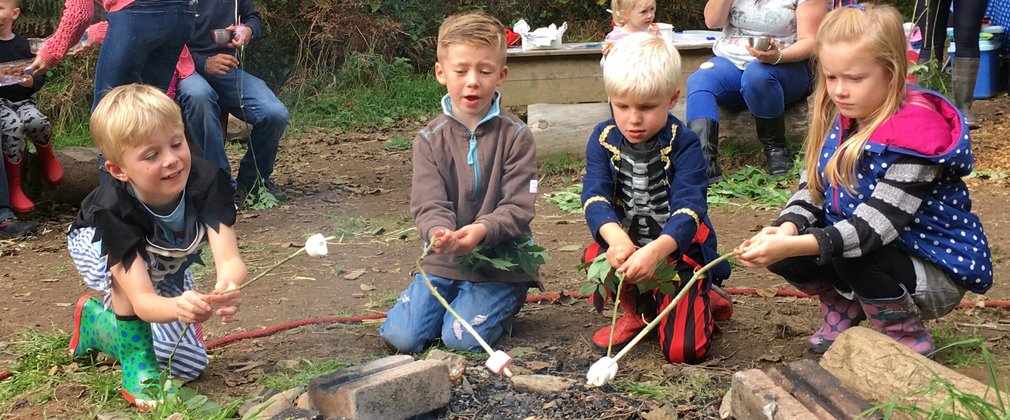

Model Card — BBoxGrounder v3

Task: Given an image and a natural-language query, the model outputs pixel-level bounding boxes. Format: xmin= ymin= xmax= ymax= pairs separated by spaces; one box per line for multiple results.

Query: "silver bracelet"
xmin=772 ymin=48 xmax=784 ymax=65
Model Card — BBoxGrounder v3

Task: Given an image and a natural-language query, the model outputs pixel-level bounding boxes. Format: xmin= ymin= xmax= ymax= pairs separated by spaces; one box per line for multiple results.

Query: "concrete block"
xmin=731 ymin=369 xmax=817 ymax=420
xmin=310 ymin=359 xmax=450 ymax=420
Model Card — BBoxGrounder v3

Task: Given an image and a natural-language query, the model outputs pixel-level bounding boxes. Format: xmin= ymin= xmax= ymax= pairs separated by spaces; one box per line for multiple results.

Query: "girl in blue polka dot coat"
xmin=737 ymin=4 xmax=991 ymax=356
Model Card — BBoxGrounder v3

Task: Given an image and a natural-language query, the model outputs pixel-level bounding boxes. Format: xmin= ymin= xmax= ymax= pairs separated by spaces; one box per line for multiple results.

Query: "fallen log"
xmin=820 ymin=326 xmax=1007 ymax=417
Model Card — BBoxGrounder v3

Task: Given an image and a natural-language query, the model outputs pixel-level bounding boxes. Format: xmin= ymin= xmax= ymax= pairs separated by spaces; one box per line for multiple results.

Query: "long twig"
xmin=416 ymin=242 xmax=513 ymax=377
xmin=170 ymin=235 xmax=335 ymax=370
xmin=607 ymin=251 xmax=740 ymax=366
xmin=607 ymin=273 xmax=626 ymax=357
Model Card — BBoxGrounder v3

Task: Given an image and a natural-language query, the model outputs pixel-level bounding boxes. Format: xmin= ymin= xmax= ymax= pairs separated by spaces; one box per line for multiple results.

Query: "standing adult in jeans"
xmin=29 ymin=0 xmax=194 ymax=107
xmin=685 ymin=0 xmax=827 ymax=183
xmin=175 ymin=0 xmax=289 ymax=201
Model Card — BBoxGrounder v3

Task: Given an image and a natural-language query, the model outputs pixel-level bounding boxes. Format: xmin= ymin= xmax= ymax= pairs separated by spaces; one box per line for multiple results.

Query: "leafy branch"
xmin=456 ymin=235 xmax=550 ymax=277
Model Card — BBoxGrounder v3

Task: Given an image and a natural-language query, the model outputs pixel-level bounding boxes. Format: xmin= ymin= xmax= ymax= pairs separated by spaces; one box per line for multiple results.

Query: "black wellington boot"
xmin=951 ymin=57 xmax=980 ymax=130
xmin=755 ymin=115 xmax=792 ymax=176
xmin=687 ymin=118 xmax=723 ymax=184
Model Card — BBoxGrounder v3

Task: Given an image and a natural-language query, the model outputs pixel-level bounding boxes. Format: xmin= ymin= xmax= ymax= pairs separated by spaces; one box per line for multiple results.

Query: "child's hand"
xmin=206 ymin=281 xmax=242 ymax=323
xmin=605 ymin=242 xmax=635 ymax=270
xmin=617 ymin=245 xmax=664 ymax=284
xmin=176 ymin=291 xmax=214 ymax=324
xmin=737 ymin=228 xmax=794 ymax=268
xmin=430 ymin=229 xmax=459 ymax=255
xmin=451 ymin=224 xmax=487 ymax=256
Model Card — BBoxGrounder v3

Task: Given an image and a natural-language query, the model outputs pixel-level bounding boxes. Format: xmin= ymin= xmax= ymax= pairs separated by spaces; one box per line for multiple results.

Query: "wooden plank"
xmin=764 ymin=360 xmax=877 ymax=420
xmin=731 ymin=369 xmax=819 ymax=420
xmin=782 ymin=360 xmax=876 ymax=419
xmin=820 ymin=326 xmax=1008 ymax=415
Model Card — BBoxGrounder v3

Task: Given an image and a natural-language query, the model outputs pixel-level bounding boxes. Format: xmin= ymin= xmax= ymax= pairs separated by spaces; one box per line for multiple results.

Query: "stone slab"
xmin=310 ymin=359 xmax=450 ymax=420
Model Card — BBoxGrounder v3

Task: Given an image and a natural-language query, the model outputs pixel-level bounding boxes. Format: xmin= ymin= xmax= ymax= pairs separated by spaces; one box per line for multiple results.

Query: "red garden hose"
xmin=3 ymin=290 xmax=1010 ymax=382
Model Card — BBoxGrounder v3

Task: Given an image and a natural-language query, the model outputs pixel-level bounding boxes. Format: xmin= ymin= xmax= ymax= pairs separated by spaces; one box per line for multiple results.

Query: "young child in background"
xmin=582 ymin=32 xmax=732 ymax=364
xmin=601 ymin=0 xmax=659 ymax=61
xmin=67 ymin=84 xmax=245 ymax=408
xmin=379 ymin=11 xmax=540 ymax=354
xmin=738 ymin=4 xmax=991 ymax=356
xmin=0 ymin=0 xmax=63 ymax=214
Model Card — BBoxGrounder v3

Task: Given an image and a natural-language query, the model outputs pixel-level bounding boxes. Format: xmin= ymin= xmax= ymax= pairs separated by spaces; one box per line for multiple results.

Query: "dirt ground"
xmin=2 ymin=96 xmax=1010 ymax=418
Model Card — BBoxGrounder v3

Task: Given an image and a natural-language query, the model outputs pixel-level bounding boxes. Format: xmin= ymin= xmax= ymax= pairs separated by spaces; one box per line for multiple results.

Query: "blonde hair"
xmin=90 ymin=84 xmax=184 ymax=166
xmin=611 ymin=0 xmax=654 ymax=27
xmin=604 ymin=32 xmax=681 ymax=100
xmin=437 ymin=11 xmax=507 ymax=63
xmin=805 ymin=3 xmax=908 ymax=202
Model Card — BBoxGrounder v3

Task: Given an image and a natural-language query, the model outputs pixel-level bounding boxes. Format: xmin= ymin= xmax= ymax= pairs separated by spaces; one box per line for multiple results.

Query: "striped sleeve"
xmin=807 ymin=157 xmax=941 ymax=263
xmin=772 ymin=171 xmax=825 ymax=231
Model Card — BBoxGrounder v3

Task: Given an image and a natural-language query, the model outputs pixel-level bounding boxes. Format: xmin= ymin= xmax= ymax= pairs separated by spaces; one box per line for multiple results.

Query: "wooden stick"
xmin=417 ymin=241 xmax=513 ymax=377
xmin=607 ymin=273 xmax=626 ymax=357
xmin=221 ymin=236 xmax=336 ymax=295
xmin=608 ymin=251 xmax=739 ymax=365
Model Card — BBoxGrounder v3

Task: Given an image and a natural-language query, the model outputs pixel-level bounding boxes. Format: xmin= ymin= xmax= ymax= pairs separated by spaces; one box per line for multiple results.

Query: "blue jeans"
xmin=176 ymin=70 xmax=288 ymax=188
xmin=92 ymin=0 xmax=194 ymax=108
xmin=0 ymin=162 xmax=12 ymax=221
xmin=685 ymin=56 xmax=811 ymax=121
xmin=379 ymin=273 xmax=528 ymax=353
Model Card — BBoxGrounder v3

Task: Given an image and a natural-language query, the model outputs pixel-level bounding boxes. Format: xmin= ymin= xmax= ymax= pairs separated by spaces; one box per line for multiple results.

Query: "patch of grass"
xmin=259 ymin=359 xmax=353 ymax=392
xmin=613 ymin=371 xmax=716 ymax=403
xmin=707 ymin=157 xmax=802 ymax=210
xmin=286 ymin=74 xmax=442 ymax=133
xmin=383 ymin=136 xmax=413 ymax=151
xmin=546 ymin=184 xmax=583 ymax=214
xmin=51 ymin=117 xmax=92 ymax=149
xmin=967 ymin=170 xmax=1010 ymax=180
xmin=327 ymin=215 xmax=413 ymax=241
xmin=930 ymin=327 xmax=987 ymax=368
xmin=540 ymin=155 xmax=585 ymax=178
xmin=0 ymin=330 xmax=127 ymax=413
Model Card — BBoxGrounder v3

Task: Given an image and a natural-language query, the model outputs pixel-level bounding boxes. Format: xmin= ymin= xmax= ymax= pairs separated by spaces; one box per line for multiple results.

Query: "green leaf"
xmin=658 ymin=281 xmax=677 ymax=295
xmin=579 ymin=282 xmax=599 ymax=297
xmin=456 ymin=236 xmax=548 ymax=276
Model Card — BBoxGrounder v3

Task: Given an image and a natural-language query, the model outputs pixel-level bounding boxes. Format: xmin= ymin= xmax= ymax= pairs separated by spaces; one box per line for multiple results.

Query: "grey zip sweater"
xmin=410 ymin=94 xmax=540 ymax=286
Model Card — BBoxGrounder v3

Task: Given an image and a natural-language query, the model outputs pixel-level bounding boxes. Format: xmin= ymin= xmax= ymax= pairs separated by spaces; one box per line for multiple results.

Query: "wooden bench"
xmin=500 ymin=31 xmax=722 ymax=108
xmin=528 ymin=96 xmax=811 ymax=160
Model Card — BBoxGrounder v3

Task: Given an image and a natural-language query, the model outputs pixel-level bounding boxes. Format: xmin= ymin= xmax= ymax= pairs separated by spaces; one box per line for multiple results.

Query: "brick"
xmin=308 ymin=355 xmax=414 ymax=399
xmin=731 ymin=369 xmax=818 ymax=420
xmin=310 ymin=360 xmax=450 ymax=420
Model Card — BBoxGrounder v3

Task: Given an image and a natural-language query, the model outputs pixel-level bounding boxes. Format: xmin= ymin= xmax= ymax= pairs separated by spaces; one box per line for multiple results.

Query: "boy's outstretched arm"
xmin=205 ymin=224 xmax=246 ymax=322
xmin=110 ymin=257 xmax=214 ymax=324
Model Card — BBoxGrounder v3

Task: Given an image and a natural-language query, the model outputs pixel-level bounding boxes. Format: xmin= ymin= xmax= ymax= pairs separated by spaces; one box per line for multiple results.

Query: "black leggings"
xmin=915 ymin=0 xmax=988 ymax=61
xmin=768 ymin=244 xmax=916 ymax=300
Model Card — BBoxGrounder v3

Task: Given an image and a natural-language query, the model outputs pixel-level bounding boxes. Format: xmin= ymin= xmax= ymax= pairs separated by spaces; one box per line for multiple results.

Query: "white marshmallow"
xmin=304 ymin=233 xmax=328 ymax=257
xmin=484 ymin=350 xmax=512 ymax=374
xmin=586 ymin=357 xmax=618 ymax=386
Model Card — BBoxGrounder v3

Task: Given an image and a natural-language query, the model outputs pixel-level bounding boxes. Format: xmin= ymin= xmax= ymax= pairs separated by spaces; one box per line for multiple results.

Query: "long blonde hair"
xmin=805 ymin=4 xmax=908 ymax=202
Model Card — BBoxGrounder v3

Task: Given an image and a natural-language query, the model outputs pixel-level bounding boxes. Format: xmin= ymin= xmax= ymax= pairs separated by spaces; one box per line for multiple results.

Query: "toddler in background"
xmin=601 ymin=0 xmax=659 ymax=61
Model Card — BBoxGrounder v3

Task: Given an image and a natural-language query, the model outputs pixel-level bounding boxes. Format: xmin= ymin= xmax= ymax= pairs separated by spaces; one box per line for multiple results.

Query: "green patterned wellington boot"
xmin=68 ymin=294 xmax=160 ymax=409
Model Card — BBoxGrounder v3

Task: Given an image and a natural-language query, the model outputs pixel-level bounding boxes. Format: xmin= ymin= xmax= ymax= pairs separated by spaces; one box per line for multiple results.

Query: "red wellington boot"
xmin=35 ymin=140 xmax=64 ymax=185
xmin=592 ymin=285 xmax=651 ymax=350
xmin=3 ymin=155 xmax=34 ymax=213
